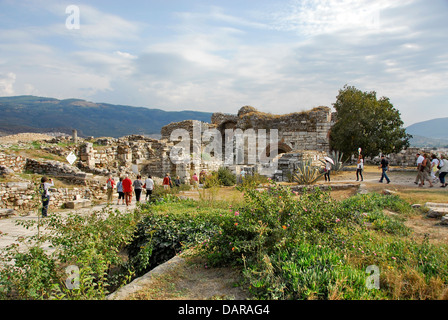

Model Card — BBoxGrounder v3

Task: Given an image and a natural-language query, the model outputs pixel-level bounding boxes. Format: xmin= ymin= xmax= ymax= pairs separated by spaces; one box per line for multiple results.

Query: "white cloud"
xmin=0 ymin=72 xmax=16 ymax=95
xmin=114 ymin=51 xmax=137 ymax=59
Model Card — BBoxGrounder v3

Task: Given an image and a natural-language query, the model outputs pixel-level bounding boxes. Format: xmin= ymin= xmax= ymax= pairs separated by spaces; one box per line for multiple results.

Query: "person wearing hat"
xmin=414 ymin=152 xmax=424 ymax=185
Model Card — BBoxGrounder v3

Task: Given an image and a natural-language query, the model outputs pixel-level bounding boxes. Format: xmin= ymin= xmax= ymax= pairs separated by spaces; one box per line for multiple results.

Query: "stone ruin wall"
xmin=210 ymin=105 xmax=332 ymax=153
xmin=0 ymin=181 xmax=93 ymax=213
xmin=160 ymin=106 xmax=334 ymax=180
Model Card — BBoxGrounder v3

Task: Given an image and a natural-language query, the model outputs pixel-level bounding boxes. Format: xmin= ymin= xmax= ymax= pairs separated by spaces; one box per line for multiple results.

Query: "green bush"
xmin=198 ymin=181 xmax=447 ymax=299
xmin=0 ymin=207 xmax=142 ymax=300
xmin=127 ymin=198 xmax=228 ymax=276
xmin=217 ymin=167 xmax=236 ymax=186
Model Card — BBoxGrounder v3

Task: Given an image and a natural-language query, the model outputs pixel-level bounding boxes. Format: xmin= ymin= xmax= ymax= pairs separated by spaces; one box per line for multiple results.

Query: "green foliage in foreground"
xmin=131 ymin=183 xmax=448 ymax=300
xmin=1 ymin=182 xmax=448 ymax=300
xmin=0 ymin=206 xmax=142 ymax=299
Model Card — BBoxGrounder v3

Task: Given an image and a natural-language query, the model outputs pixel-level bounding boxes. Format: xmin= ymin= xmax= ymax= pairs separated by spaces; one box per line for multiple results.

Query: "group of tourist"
xmin=106 ymin=174 xmax=154 ymax=206
xmin=38 ymin=151 xmax=448 ymax=217
xmin=414 ymin=152 xmax=448 ymax=188
xmin=353 ymin=152 xmax=448 ymax=187
xmin=105 ymin=171 xmax=203 ymax=206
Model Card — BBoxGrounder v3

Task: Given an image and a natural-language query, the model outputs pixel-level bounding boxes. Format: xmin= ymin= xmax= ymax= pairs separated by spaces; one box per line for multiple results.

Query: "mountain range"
xmin=405 ymin=117 xmax=448 ymax=148
xmin=0 ymin=95 xmax=213 ymax=138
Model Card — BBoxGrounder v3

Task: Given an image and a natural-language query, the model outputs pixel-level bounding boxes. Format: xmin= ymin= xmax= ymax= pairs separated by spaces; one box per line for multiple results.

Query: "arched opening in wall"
xmin=261 ymin=142 xmax=292 ymax=162
xmin=219 ymin=120 xmax=238 ymax=134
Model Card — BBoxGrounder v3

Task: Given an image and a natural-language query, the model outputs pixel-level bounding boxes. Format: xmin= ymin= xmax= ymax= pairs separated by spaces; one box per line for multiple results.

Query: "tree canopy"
xmin=330 ymin=85 xmax=411 ymax=158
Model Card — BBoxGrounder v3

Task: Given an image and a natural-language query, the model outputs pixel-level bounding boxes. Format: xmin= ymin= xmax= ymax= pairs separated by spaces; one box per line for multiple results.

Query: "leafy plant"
xmin=320 ymin=150 xmax=346 ymax=173
xmin=217 ymin=167 xmax=236 ymax=186
xmin=292 ymin=159 xmax=323 ymax=185
xmin=0 ymin=206 xmax=143 ymax=300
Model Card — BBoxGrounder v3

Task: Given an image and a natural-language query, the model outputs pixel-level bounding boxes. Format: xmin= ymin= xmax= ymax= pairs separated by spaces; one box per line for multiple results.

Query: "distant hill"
xmin=406 ymin=117 xmax=448 ymax=139
xmin=0 ymin=96 xmax=214 ymax=138
xmin=406 ymin=117 xmax=448 ymax=148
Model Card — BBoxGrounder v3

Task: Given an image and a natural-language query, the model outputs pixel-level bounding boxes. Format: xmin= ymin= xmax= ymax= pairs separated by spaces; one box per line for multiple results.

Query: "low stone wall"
xmin=0 ymin=153 xmax=27 ymax=173
xmin=25 ymin=158 xmax=91 ymax=185
xmin=0 ymin=181 xmax=92 ymax=212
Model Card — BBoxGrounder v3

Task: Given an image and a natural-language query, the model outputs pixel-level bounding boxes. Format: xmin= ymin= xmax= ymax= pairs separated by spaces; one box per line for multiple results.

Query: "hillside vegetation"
xmin=0 ymin=95 xmax=213 ymax=138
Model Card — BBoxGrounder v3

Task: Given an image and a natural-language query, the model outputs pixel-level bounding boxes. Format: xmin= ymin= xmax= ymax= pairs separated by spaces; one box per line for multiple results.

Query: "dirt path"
xmin=112 ymin=255 xmax=249 ymax=300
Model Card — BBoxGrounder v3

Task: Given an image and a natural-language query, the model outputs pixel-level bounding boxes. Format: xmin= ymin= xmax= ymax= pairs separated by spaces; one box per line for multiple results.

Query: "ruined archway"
xmin=259 ymin=141 xmax=293 ymax=163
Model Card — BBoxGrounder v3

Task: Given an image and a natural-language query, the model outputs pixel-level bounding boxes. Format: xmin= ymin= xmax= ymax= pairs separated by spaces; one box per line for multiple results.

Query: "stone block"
xmin=427 ymin=208 xmax=448 ymax=218
xmin=64 ymin=199 xmax=92 ymax=209
xmin=0 ymin=208 xmax=15 ymax=217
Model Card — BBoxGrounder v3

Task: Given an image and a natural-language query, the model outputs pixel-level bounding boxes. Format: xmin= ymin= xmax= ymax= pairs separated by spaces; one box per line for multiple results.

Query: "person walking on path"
xmin=324 ymin=160 xmax=332 ymax=182
xmin=144 ymin=175 xmax=154 ymax=201
xmin=414 ymin=152 xmax=424 ymax=185
xmin=418 ymin=153 xmax=433 ymax=187
xmin=430 ymin=154 xmax=440 ymax=184
xmin=116 ymin=177 xmax=125 ymax=205
xmin=378 ymin=155 xmax=390 ymax=184
xmin=39 ymin=176 xmax=54 ymax=217
xmin=356 ymin=154 xmax=364 ymax=181
xmin=133 ymin=175 xmax=144 ymax=203
xmin=106 ymin=175 xmax=115 ymax=203
xmin=122 ymin=175 xmax=133 ymax=206
xmin=438 ymin=155 xmax=448 ymax=188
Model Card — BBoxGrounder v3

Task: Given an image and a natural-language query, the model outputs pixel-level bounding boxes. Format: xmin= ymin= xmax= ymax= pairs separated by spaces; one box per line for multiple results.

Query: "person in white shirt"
xmin=40 ymin=176 xmax=54 ymax=217
xmin=414 ymin=152 xmax=424 ymax=185
xmin=356 ymin=154 xmax=364 ymax=181
xmin=430 ymin=154 xmax=440 ymax=183
xmin=144 ymin=175 xmax=154 ymax=201
xmin=324 ymin=160 xmax=332 ymax=182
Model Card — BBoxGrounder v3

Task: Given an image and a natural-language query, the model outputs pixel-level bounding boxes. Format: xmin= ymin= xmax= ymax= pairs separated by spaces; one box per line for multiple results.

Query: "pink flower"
xmin=234 ymin=211 xmax=240 ymax=216
xmin=335 ymin=218 xmax=341 ymax=223
xmin=392 ymin=256 xmax=396 ymax=260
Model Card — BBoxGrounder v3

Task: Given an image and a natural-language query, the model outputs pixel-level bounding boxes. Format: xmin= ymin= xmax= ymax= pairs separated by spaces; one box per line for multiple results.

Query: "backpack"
xmin=39 ymin=183 xmax=48 ymax=197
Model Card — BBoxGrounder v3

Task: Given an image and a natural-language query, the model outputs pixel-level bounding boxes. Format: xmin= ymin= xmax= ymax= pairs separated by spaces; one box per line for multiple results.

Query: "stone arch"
xmin=219 ymin=120 xmax=238 ymax=133
xmin=262 ymin=141 xmax=293 ymax=159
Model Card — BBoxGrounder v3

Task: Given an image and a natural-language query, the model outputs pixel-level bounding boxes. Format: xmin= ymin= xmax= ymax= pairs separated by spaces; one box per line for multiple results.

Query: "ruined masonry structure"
xmin=0 ymin=105 xmax=335 ymax=213
xmin=161 ymin=105 xmax=333 ymax=181
xmin=77 ymin=106 xmax=333 ymax=183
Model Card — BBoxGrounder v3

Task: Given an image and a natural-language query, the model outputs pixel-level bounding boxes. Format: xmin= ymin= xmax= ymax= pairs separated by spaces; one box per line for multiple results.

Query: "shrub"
xmin=198 ymin=180 xmax=447 ymax=299
xmin=0 ymin=206 xmax=142 ymax=300
xmin=127 ymin=197 xmax=228 ymax=276
xmin=217 ymin=167 xmax=236 ymax=186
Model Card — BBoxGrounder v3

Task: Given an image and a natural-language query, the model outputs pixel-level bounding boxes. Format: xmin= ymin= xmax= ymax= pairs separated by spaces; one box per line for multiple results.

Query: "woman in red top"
xmin=162 ymin=173 xmax=171 ymax=190
xmin=122 ymin=175 xmax=133 ymax=206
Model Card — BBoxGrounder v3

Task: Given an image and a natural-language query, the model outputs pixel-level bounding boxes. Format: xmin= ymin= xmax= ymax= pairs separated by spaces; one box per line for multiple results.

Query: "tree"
xmin=330 ymin=85 xmax=411 ymax=159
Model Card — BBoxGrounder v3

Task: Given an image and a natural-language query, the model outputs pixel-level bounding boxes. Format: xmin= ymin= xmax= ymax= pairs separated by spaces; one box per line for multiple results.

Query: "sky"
xmin=0 ymin=0 xmax=447 ymax=127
